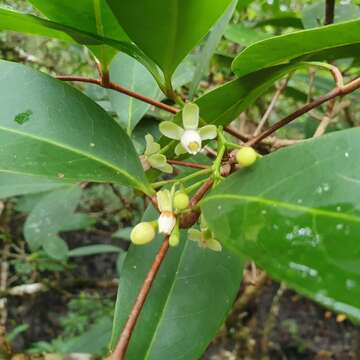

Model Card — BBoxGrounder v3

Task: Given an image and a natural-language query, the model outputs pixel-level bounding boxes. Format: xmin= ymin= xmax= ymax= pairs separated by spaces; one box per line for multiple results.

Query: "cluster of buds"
xmin=130 ymin=186 xmax=190 ymax=247
xmin=131 ymin=103 xmax=261 ymax=253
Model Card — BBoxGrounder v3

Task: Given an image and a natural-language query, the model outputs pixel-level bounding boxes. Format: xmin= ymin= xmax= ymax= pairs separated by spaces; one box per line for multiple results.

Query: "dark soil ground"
xmin=4 ymin=230 xmax=360 ymax=360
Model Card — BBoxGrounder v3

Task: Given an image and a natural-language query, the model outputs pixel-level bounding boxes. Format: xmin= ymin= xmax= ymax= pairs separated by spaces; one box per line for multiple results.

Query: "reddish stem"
xmin=56 ymin=75 xmax=179 ymax=115
xmin=111 ymin=237 xmax=170 ymax=360
xmin=246 ymin=77 xmax=360 ymax=146
xmin=167 ymin=159 xmax=209 ymax=170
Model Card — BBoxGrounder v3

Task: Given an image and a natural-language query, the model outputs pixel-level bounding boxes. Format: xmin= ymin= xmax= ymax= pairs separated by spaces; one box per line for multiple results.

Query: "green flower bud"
xmin=130 ymin=222 xmax=156 ymax=245
xmin=236 ymin=147 xmax=258 ymax=167
xmin=173 ymin=191 xmax=190 ymax=210
xmin=169 ymin=221 xmax=180 ymax=247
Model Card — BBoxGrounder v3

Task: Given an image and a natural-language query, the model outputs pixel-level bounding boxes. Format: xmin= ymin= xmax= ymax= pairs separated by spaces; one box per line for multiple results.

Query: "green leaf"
xmin=28 ymin=0 xmax=129 ymax=68
xmin=201 ymin=128 xmax=360 ymax=322
xmin=24 ymin=186 xmax=82 ymax=259
xmin=110 ymin=209 xmax=243 ymax=359
xmin=0 ymin=60 xmax=150 ymax=194
xmin=106 ymin=0 xmax=233 ymax=80
xmin=69 ymin=244 xmax=122 ymax=257
xmin=225 ymin=23 xmax=271 ymax=47
xmin=195 ymin=64 xmax=300 ymax=126
xmin=302 ymin=1 xmax=360 ymax=29
xmin=189 ymin=0 xmax=238 ymax=98
xmin=109 ymin=54 xmax=161 ymax=135
xmin=112 ymin=227 xmax=132 ymax=241
xmin=0 ymin=8 xmax=162 ymax=84
xmin=62 ymin=317 xmax=113 ymax=355
xmin=0 ymin=172 xmax=68 ymax=199
xmin=59 ymin=213 xmax=95 ymax=232
xmin=255 ymin=13 xmax=304 ymax=29
xmin=232 ymin=19 xmax=360 ymax=77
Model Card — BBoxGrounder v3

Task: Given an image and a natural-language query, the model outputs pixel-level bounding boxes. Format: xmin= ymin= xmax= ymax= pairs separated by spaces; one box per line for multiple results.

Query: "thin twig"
xmin=246 ymin=77 xmax=360 ymax=146
xmin=253 ymin=76 xmax=290 ymax=136
xmin=313 ymin=99 xmax=336 ymax=137
xmin=224 ymin=125 xmax=249 ymax=142
xmin=111 ymin=236 xmax=170 ymax=360
xmin=167 ymin=159 xmax=209 ymax=170
xmin=56 ymin=75 xmax=179 ymax=115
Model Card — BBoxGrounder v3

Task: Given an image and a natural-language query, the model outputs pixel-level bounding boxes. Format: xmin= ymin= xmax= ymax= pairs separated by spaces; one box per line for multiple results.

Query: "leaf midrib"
xmin=0 ymin=125 xmax=145 ymax=191
xmin=201 ymin=194 xmax=360 ymax=223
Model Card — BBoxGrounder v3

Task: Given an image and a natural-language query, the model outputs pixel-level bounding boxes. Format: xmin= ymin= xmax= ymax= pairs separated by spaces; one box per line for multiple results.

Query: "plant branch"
xmin=167 ymin=159 xmax=209 ymax=170
xmin=111 ymin=236 xmax=170 ymax=360
xmin=224 ymin=125 xmax=249 ymax=142
xmin=246 ymin=77 xmax=360 ymax=146
xmin=313 ymin=99 xmax=336 ymax=137
xmin=325 ymin=0 xmax=335 ymax=25
xmin=253 ymin=76 xmax=290 ymax=136
xmin=56 ymin=75 xmax=179 ymax=115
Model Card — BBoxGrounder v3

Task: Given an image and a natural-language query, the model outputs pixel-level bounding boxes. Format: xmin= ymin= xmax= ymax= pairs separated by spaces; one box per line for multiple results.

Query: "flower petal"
xmin=148 ymin=153 xmax=166 ymax=168
xmin=182 ymin=103 xmax=199 ymax=130
xmin=181 ymin=130 xmax=202 ymax=155
xmin=158 ymin=163 xmax=173 ymax=174
xmin=207 ymin=238 xmax=222 ymax=252
xmin=174 ymin=142 xmax=187 ymax=156
xmin=159 ymin=121 xmax=184 ymax=140
xmin=145 ymin=134 xmax=161 ymax=155
xmin=188 ymin=228 xmax=202 ymax=242
xmin=199 ymin=125 xmax=217 ymax=140
xmin=157 ymin=189 xmax=172 ymax=212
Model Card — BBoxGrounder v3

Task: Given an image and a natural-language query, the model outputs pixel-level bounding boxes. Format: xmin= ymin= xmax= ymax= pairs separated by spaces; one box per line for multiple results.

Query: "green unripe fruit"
xmin=236 ymin=147 xmax=258 ymax=167
xmin=173 ymin=192 xmax=190 ymax=210
xmin=131 ymin=222 xmax=156 ymax=245
xmin=169 ymin=222 xmax=180 ymax=247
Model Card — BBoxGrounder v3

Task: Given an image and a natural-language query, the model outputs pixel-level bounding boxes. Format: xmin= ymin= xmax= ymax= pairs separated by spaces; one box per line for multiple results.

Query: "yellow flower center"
xmin=188 ymin=141 xmax=200 ymax=152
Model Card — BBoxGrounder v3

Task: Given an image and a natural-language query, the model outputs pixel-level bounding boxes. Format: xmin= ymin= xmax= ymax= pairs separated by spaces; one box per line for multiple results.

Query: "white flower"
xmin=159 ymin=103 xmax=217 ymax=155
xmin=158 ymin=211 xmax=177 ymax=235
xmin=156 ymin=189 xmax=176 ymax=235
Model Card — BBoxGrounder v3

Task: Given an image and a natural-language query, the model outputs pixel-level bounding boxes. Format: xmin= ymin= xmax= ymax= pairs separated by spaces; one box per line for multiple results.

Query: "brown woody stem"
xmin=111 ymin=236 xmax=170 ymax=360
xmin=246 ymin=77 xmax=360 ymax=146
xmin=56 ymin=76 xmax=179 ymax=115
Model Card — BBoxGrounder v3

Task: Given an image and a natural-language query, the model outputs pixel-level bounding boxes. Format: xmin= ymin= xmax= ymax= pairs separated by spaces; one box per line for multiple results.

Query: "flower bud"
xmin=173 ymin=191 xmax=190 ymax=210
xmin=236 ymin=147 xmax=258 ymax=167
xmin=169 ymin=221 xmax=180 ymax=247
xmin=130 ymin=222 xmax=156 ymax=245
xmin=181 ymin=130 xmax=202 ymax=155
xmin=158 ymin=211 xmax=176 ymax=235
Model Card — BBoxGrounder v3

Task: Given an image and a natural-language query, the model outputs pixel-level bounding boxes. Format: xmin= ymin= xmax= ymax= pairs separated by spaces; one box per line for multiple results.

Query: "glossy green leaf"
xmin=69 ymin=244 xmax=122 ymax=257
xmin=62 ymin=317 xmax=113 ymax=355
xmin=232 ymin=19 xmax=360 ymax=77
xmin=0 ymin=172 xmax=68 ymax=199
xmin=109 ymin=54 xmax=161 ymax=135
xmin=255 ymin=13 xmax=304 ymax=29
xmin=110 ymin=208 xmax=243 ymax=359
xmin=195 ymin=64 xmax=300 ymax=126
xmin=106 ymin=0 xmax=232 ymax=80
xmin=28 ymin=0 xmax=129 ymax=68
xmin=225 ymin=23 xmax=270 ymax=47
xmin=0 ymin=60 xmax=150 ymax=194
xmin=302 ymin=1 xmax=360 ymax=29
xmin=24 ymin=186 xmax=82 ymax=258
xmin=189 ymin=0 xmax=238 ymax=98
xmin=201 ymin=128 xmax=360 ymax=322
xmin=0 ymin=8 xmax=162 ymax=84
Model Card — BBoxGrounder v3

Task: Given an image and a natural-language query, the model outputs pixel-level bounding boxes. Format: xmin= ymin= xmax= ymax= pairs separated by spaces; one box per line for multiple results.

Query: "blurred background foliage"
xmin=0 ymin=0 xmax=359 ymax=359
